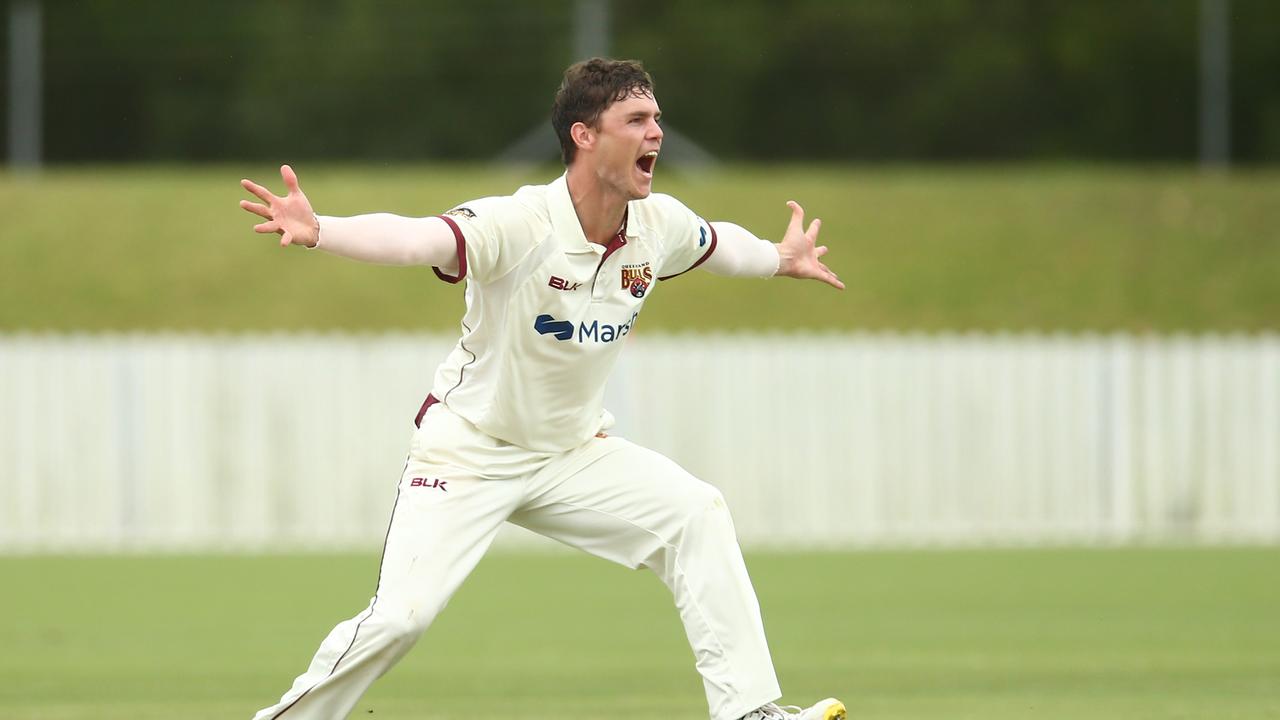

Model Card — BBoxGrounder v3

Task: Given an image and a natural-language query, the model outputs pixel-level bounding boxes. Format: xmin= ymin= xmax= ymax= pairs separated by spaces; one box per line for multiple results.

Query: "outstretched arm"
xmin=239 ymin=165 xmax=459 ymax=269
xmin=706 ymin=201 xmax=843 ymax=290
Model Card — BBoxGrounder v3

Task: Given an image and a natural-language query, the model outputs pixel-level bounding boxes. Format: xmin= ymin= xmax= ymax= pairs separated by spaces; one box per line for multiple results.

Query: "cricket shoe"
xmin=740 ymin=697 xmax=847 ymax=720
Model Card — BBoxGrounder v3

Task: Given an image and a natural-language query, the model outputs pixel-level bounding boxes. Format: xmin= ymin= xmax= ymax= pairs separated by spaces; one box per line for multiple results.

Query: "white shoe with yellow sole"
xmin=740 ymin=697 xmax=847 ymax=720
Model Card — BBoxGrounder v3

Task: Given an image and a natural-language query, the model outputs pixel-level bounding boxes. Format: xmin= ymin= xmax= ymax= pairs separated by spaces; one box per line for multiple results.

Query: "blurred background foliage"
xmin=2 ymin=0 xmax=1279 ymax=163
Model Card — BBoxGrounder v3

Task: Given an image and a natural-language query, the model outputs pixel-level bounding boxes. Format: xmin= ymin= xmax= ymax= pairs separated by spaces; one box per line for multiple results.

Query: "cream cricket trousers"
xmin=252 ymin=404 xmax=782 ymax=720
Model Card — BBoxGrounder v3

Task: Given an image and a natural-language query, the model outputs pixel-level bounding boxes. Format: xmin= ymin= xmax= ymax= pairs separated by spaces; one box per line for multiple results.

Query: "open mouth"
xmin=635 ymin=150 xmax=658 ymax=177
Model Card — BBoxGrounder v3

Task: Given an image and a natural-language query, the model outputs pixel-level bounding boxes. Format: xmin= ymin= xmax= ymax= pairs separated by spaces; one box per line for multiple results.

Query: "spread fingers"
xmin=240 ymin=199 xmax=272 ymax=220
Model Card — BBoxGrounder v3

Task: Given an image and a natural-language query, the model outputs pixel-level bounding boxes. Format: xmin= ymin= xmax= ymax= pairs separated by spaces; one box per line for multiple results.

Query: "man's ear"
xmin=570 ymin=122 xmax=595 ymax=154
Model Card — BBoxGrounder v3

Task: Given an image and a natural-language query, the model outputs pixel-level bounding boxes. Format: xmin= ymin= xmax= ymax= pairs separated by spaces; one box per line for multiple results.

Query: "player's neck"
xmin=565 ymin=167 xmax=628 ymax=246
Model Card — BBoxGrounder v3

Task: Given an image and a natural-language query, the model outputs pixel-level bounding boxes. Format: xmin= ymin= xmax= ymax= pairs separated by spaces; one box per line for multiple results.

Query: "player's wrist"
xmin=305 ymin=213 xmax=323 ymax=249
xmin=774 ymin=242 xmax=798 ymax=278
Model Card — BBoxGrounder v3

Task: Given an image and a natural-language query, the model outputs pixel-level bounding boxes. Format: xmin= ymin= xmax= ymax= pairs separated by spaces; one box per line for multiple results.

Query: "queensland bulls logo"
xmin=620 ymin=262 xmax=653 ymax=298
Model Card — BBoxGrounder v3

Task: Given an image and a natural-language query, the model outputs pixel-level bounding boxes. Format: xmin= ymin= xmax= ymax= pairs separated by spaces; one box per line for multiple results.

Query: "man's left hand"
xmin=776 ymin=200 xmax=844 ymax=290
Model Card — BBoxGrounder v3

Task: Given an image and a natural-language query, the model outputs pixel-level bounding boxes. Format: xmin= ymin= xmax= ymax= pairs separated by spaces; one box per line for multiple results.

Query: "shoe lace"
xmin=742 ymin=703 xmax=804 ymax=720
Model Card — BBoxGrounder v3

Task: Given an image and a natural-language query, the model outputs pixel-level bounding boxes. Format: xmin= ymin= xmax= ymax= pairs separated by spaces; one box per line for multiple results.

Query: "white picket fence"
xmin=1 ymin=332 xmax=1277 ymax=553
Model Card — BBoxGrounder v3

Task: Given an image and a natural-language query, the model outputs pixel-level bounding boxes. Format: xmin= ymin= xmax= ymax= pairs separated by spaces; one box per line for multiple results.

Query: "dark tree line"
xmin=2 ymin=0 xmax=1278 ymax=163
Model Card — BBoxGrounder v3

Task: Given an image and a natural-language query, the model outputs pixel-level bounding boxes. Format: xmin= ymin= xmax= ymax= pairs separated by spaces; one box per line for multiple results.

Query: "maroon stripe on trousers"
xmin=414 ymin=394 xmax=440 ymax=428
xmin=269 ymin=457 xmax=410 ymax=718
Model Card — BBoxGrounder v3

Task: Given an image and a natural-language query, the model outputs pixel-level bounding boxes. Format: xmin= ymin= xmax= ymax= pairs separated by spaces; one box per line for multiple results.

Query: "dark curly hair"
xmin=551 ymin=58 xmax=655 ymax=166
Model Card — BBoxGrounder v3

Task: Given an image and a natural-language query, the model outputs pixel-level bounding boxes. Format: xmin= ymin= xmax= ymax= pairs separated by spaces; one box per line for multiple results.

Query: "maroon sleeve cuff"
xmin=658 ymin=222 xmax=718 ymax=281
xmin=432 ymin=215 xmax=468 ymax=284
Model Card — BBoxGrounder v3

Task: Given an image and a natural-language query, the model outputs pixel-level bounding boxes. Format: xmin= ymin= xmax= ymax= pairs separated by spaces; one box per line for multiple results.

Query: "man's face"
xmin=584 ymin=91 xmax=663 ymax=199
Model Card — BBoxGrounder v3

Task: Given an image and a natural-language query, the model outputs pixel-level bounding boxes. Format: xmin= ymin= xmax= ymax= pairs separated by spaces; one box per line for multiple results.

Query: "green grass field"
xmin=2 ymin=165 xmax=1277 ymax=333
xmin=1 ymin=549 xmax=1277 ymax=719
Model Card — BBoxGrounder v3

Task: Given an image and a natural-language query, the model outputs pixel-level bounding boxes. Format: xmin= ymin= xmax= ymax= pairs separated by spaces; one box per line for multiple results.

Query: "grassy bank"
xmin=2 ymin=164 xmax=1277 ymax=332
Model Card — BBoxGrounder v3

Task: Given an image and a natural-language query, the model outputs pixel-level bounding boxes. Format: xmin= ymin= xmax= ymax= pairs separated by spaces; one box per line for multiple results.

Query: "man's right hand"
xmin=239 ymin=164 xmax=320 ymax=248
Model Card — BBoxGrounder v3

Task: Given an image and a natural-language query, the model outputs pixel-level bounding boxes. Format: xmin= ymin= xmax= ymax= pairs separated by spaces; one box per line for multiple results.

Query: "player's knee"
xmin=372 ymin=605 xmax=433 ymax=643
xmin=643 ymin=482 xmax=735 ymax=571
xmin=676 ymin=481 xmax=730 ymax=530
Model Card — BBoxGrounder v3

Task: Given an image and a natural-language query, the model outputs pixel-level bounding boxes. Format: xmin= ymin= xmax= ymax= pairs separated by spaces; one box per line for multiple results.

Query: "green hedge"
xmin=3 ymin=0 xmax=1280 ymax=162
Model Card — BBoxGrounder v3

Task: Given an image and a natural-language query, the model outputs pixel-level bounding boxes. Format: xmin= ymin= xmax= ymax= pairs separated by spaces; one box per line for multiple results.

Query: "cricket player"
xmin=239 ymin=58 xmax=846 ymax=720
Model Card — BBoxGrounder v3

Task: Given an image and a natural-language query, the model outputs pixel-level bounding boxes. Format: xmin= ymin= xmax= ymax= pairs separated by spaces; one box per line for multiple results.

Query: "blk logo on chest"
xmin=410 ymin=477 xmax=448 ymax=492
xmin=548 ymin=275 xmax=582 ymax=292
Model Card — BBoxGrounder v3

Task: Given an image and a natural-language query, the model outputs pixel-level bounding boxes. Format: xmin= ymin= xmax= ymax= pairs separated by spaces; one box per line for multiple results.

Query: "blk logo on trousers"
xmin=410 ymin=477 xmax=447 ymax=492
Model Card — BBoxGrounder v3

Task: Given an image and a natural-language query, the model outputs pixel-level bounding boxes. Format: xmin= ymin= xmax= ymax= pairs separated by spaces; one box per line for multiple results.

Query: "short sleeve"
xmin=434 ymin=195 xmax=539 ymax=284
xmin=651 ymin=194 xmax=718 ymax=281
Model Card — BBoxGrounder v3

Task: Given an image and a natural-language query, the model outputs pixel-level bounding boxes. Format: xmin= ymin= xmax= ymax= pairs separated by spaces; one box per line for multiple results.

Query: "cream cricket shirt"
xmin=426 ymin=174 xmax=717 ymax=452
